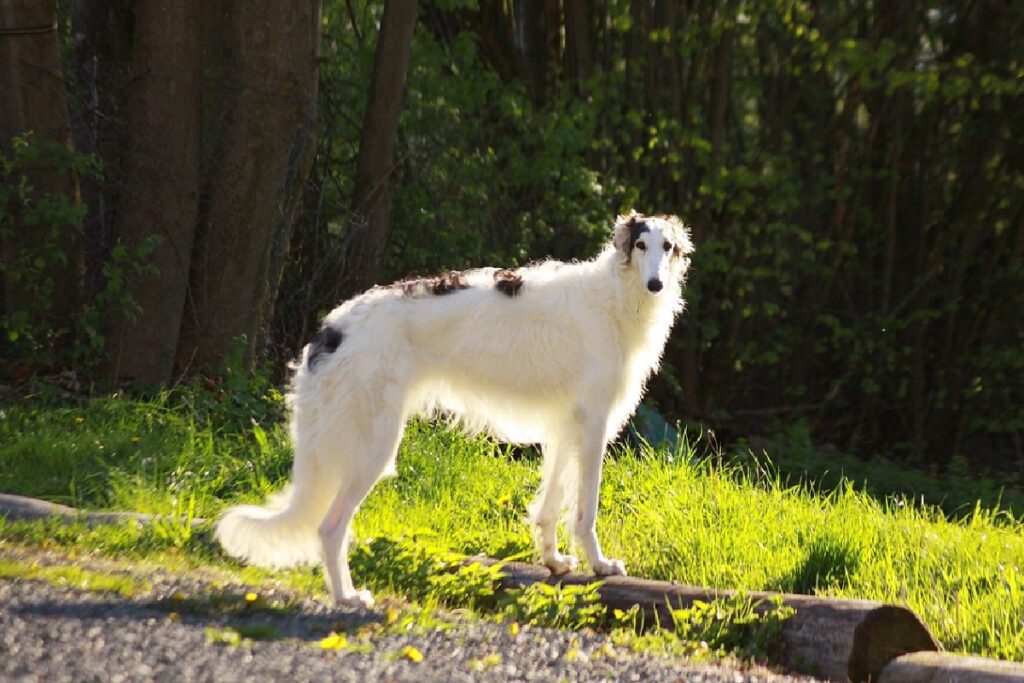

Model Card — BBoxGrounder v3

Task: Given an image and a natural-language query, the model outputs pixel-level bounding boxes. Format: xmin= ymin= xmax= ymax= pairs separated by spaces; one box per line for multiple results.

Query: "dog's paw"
xmin=544 ymin=554 xmax=578 ymax=575
xmin=591 ymin=557 xmax=627 ymax=577
xmin=335 ymin=588 xmax=375 ymax=609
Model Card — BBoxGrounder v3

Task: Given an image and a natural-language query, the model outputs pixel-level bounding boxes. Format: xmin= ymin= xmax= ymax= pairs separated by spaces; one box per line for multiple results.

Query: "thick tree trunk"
xmin=337 ymin=0 xmax=418 ymax=301
xmin=175 ymin=0 xmax=322 ymax=373
xmin=103 ymin=0 xmax=202 ymax=385
xmin=0 ymin=0 xmax=83 ymax=328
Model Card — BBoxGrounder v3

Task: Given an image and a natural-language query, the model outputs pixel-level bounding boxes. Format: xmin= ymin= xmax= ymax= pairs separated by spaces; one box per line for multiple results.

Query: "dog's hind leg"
xmin=318 ymin=410 xmax=405 ymax=608
xmin=528 ymin=441 xmax=577 ymax=574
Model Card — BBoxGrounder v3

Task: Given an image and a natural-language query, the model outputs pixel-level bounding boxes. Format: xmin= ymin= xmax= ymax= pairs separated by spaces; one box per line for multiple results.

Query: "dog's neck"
xmin=594 ymin=247 xmax=684 ymax=346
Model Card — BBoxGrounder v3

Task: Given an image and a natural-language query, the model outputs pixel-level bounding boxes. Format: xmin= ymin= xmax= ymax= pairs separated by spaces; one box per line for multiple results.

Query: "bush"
xmin=0 ymin=135 xmax=159 ymax=377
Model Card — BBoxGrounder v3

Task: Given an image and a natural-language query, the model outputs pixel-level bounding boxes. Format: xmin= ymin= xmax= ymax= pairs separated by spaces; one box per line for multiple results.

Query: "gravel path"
xmin=0 ymin=549 xmax=819 ymax=683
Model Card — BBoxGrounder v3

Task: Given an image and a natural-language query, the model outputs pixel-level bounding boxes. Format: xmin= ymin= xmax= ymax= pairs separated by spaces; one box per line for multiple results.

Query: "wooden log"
xmin=465 ymin=557 xmax=940 ymax=682
xmin=0 ymin=493 xmax=206 ymax=529
xmin=878 ymin=652 xmax=1024 ymax=683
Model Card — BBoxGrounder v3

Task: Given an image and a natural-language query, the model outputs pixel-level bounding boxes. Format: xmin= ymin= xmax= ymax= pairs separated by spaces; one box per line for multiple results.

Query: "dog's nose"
xmin=646 ymin=278 xmax=663 ymax=293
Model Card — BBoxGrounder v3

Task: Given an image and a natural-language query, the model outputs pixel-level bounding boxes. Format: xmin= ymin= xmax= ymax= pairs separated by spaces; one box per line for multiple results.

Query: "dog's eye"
xmin=663 ymin=241 xmax=672 ymax=252
xmin=636 ymin=241 xmax=647 ymax=251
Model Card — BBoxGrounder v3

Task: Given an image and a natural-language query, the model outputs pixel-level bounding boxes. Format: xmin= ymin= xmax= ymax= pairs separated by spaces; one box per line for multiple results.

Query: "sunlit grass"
xmin=0 ymin=558 xmax=149 ymax=597
xmin=1 ymin=395 xmax=1022 ymax=660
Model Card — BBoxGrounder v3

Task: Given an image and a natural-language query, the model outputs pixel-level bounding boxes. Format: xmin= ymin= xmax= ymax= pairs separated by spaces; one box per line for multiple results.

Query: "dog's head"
xmin=613 ymin=211 xmax=693 ymax=293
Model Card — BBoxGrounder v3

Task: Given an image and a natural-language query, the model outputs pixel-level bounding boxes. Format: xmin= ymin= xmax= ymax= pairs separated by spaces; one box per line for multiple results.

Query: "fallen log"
xmin=465 ymin=557 xmax=941 ymax=682
xmin=0 ymin=492 xmax=206 ymax=529
xmin=878 ymin=652 xmax=1024 ymax=683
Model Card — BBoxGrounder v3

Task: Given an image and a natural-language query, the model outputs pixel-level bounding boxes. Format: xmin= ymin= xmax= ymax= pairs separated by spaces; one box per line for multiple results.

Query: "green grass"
xmin=0 ymin=558 xmax=149 ymax=597
xmin=1 ymin=393 xmax=1023 ymax=661
xmin=731 ymin=421 xmax=1024 ymax=520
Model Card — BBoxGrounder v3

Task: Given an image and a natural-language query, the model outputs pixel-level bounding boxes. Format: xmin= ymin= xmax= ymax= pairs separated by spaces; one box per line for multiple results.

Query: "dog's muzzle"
xmin=646 ymin=278 xmax=663 ymax=293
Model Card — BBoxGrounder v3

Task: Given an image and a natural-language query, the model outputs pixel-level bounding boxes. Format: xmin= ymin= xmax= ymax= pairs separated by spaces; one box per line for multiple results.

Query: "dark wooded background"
xmin=2 ymin=0 xmax=1022 ymax=475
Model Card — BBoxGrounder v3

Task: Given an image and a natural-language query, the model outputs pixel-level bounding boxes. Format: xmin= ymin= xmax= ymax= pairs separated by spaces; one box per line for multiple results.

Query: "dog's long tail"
xmin=215 ymin=473 xmax=334 ymax=569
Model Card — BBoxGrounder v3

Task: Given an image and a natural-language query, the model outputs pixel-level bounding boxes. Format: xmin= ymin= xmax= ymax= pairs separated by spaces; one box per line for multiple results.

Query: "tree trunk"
xmin=0 ymin=0 xmax=83 ymax=329
xmin=564 ymin=0 xmax=593 ymax=84
xmin=337 ymin=0 xmax=418 ymax=301
xmin=174 ymin=0 xmax=322 ymax=374
xmin=457 ymin=4 xmax=519 ymax=84
xmin=103 ymin=0 xmax=202 ymax=385
xmin=707 ymin=3 xmax=735 ymax=190
xmin=516 ymin=0 xmax=547 ymax=107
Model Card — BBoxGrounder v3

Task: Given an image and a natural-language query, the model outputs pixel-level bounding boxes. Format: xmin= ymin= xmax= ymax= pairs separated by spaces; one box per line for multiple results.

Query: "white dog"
xmin=216 ymin=211 xmax=693 ymax=607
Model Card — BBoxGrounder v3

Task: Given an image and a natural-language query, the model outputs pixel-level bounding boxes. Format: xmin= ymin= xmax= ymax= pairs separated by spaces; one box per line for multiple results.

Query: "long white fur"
xmin=216 ymin=212 xmax=693 ymax=607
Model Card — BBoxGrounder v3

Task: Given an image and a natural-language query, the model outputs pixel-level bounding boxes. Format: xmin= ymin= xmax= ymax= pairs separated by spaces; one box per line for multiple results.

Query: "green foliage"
xmin=149 ymin=491 xmax=199 ymax=550
xmin=349 ymin=536 xmax=605 ymax=630
xmin=164 ymin=338 xmax=286 ymax=432
xmin=502 ymin=582 xmax=605 ymax=631
xmin=734 ymin=423 xmax=1024 ymax=519
xmin=0 ymin=134 xmax=160 ymax=373
xmin=427 ymin=560 xmax=505 ymax=612
xmin=90 ymin=235 xmax=163 ymax=346
xmin=1 ymin=0 xmax=1014 ymax=477
xmin=291 ymin=0 xmax=1024 ymax=473
xmin=0 ymin=134 xmax=90 ymax=365
xmin=5 ymin=0 xmax=1014 ymax=474
xmin=666 ymin=593 xmax=794 ymax=662
xmin=348 ymin=535 xmax=455 ymax=604
xmin=388 ymin=29 xmax=612 ymax=273
xmin=651 ymin=0 xmax=1024 ymax=469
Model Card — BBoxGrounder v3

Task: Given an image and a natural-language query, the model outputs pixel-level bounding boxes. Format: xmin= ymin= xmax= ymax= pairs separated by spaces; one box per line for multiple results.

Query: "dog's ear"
xmin=613 ymin=210 xmax=643 ymax=262
xmin=664 ymin=215 xmax=694 ymax=276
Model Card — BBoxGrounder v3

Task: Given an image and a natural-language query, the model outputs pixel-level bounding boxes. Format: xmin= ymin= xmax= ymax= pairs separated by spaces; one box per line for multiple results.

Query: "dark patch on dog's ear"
xmin=494 ymin=269 xmax=524 ymax=297
xmin=614 ymin=212 xmax=650 ymax=264
xmin=396 ymin=270 xmax=471 ymax=297
xmin=307 ymin=325 xmax=343 ymax=371
xmin=627 ymin=217 xmax=650 ymax=251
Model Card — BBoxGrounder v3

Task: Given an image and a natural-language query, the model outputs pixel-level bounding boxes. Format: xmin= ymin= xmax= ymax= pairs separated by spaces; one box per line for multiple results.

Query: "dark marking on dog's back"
xmin=431 ymin=271 xmax=471 ymax=295
xmin=307 ymin=325 xmax=343 ymax=371
xmin=396 ymin=271 xmax=471 ymax=297
xmin=494 ymin=269 xmax=524 ymax=297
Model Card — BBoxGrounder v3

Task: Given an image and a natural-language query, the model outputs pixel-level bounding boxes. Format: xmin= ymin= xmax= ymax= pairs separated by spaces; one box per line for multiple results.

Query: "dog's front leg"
xmin=529 ymin=440 xmax=578 ymax=574
xmin=572 ymin=430 xmax=627 ymax=577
